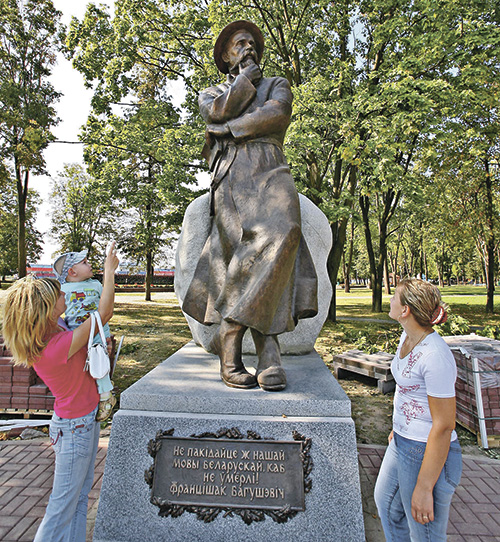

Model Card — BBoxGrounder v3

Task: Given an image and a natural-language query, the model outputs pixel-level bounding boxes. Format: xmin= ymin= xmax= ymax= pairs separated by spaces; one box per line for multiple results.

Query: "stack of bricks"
xmin=0 ymin=336 xmax=55 ymax=412
xmin=444 ymin=334 xmax=500 ymax=446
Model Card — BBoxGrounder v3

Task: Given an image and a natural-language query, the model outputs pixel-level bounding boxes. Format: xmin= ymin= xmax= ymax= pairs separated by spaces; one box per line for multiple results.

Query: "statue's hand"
xmin=207 ymin=123 xmax=230 ymax=137
xmin=239 ymin=62 xmax=262 ymax=86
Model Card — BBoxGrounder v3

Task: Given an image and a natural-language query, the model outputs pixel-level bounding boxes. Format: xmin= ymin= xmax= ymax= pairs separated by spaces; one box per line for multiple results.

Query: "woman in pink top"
xmin=2 ymin=244 xmax=119 ymax=542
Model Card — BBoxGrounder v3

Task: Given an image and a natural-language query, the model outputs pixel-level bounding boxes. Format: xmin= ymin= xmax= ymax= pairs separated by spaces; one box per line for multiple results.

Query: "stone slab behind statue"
xmin=175 ymin=194 xmax=332 ymax=355
xmin=93 ymin=342 xmax=365 ymax=542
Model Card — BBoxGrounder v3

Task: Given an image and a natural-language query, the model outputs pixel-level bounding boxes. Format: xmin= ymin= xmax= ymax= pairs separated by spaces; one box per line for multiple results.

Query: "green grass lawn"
xmin=335 ymin=285 xmax=500 ymax=327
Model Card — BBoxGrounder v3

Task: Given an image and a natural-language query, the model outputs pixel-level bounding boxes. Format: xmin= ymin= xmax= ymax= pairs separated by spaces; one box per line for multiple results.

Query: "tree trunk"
xmin=384 ymin=255 xmax=391 ymax=295
xmin=374 ymin=222 xmax=389 ymax=312
xmin=342 ymin=250 xmax=348 ymax=292
xmin=419 ymin=229 xmax=425 ymax=278
xmin=327 ymin=167 xmax=357 ymax=321
xmin=344 ymin=219 xmax=355 ymax=293
xmin=327 ymin=222 xmax=346 ymax=321
xmin=360 ymin=186 xmax=400 ymax=312
xmin=359 ymin=195 xmax=382 ymax=312
xmin=16 ymin=166 xmax=29 ymax=278
xmin=145 ymin=249 xmax=153 ymax=302
xmin=437 ymin=266 xmax=443 ymax=287
xmin=438 ymin=245 xmax=445 ymax=287
xmin=484 ymin=158 xmax=495 ymax=313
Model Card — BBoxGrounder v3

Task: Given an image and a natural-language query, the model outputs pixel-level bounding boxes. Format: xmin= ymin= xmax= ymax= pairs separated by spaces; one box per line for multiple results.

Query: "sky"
xmin=32 ymin=0 xmax=115 ymax=263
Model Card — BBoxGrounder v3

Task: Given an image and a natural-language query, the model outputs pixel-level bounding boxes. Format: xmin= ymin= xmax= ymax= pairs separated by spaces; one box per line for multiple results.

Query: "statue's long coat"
xmin=182 ymin=73 xmax=318 ymax=335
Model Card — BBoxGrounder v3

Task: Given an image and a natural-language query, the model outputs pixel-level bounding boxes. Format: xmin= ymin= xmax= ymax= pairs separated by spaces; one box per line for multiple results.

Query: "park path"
xmin=1 ymin=437 xmax=500 ymax=541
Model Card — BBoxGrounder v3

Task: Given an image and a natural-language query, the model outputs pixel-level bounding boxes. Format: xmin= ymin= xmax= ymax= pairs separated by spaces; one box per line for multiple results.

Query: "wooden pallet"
xmin=0 ymin=408 xmax=53 ymax=418
xmin=332 ymin=349 xmax=395 ymax=394
xmin=456 ymin=420 xmax=500 ymax=449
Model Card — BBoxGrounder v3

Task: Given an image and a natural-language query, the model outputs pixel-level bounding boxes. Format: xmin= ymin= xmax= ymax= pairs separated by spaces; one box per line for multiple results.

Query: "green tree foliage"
xmin=336 ymin=0 xmax=499 ymax=312
xmin=64 ymin=0 xmax=500 ymax=314
xmin=82 ymin=102 xmax=198 ymax=299
xmin=49 ymin=163 xmax=119 ymax=264
xmin=419 ymin=0 xmax=500 ymax=311
xmin=0 ymin=0 xmax=62 ymax=276
xmin=0 ymin=165 xmax=42 ymax=276
xmin=66 ymin=2 xmax=202 ymax=300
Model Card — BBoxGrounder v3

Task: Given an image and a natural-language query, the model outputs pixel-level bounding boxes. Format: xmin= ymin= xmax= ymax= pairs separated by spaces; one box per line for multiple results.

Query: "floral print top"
xmin=391 ymin=331 xmax=457 ymax=443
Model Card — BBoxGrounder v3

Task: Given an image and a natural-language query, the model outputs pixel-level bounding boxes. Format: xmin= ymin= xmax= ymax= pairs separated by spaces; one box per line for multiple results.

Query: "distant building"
xmin=27 ymin=264 xmax=56 ymax=279
xmin=154 ymin=269 xmax=175 ymax=277
xmin=29 ymin=262 xmax=174 ymax=279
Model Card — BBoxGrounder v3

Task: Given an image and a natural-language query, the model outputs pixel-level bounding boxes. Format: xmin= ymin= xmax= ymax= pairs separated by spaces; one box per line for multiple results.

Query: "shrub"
xmin=435 ymin=312 xmax=471 ymax=336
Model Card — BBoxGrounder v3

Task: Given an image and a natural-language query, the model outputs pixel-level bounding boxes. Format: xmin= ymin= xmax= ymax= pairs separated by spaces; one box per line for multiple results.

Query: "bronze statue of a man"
xmin=182 ymin=20 xmax=318 ymax=391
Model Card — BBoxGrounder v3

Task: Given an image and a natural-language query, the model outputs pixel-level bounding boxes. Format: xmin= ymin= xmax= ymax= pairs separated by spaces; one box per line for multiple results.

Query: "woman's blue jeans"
xmin=34 ymin=406 xmax=100 ymax=542
xmin=374 ymin=432 xmax=462 ymax=542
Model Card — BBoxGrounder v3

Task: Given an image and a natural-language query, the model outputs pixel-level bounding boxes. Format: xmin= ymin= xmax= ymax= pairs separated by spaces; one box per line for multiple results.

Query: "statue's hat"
xmin=214 ymin=20 xmax=264 ymax=74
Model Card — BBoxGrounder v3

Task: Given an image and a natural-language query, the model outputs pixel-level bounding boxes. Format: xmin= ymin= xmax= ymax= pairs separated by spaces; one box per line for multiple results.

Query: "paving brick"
xmin=463 ymin=484 xmax=493 ymax=504
xmin=12 ymin=461 xmax=38 ymax=479
xmin=476 ymin=512 xmax=500 ymax=531
xmin=0 ymin=486 xmax=22 ymax=507
xmin=19 ymin=486 xmax=50 ymax=498
xmin=359 ymin=454 xmax=376 ymax=468
xmin=469 ymin=503 xmax=500 ymax=515
xmin=92 ymin=473 xmax=103 ymax=490
xmin=469 ymin=475 xmax=497 ymax=495
xmin=94 ymin=463 xmax=106 ymax=475
xmin=451 ymin=520 xmax=493 ymax=536
xmin=10 ymin=495 xmax=40 ymax=518
xmin=2 ymin=476 xmax=34 ymax=488
xmin=89 ymin=488 xmax=100 ymax=500
xmin=0 ymin=470 xmax=16 ymax=485
xmin=18 ymin=519 xmax=41 ymax=542
xmin=3 ymin=516 xmax=37 ymax=540
xmin=483 ymin=475 xmax=500 ymax=493
xmin=25 ymin=505 xmax=47 ymax=518
xmin=462 ymin=458 xmax=483 ymax=471
xmin=1 ymin=494 xmax=29 ymax=517
xmin=448 ymin=502 xmax=482 ymax=524
xmin=24 ymin=463 xmax=50 ymax=480
xmin=447 ymin=521 xmax=458 ymax=534
xmin=27 ymin=468 xmax=54 ymax=489
xmin=0 ymin=462 xmax=24 ymax=472
xmin=1 ymin=438 xmax=499 ymax=541
xmin=0 ymin=515 xmax=18 ymax=531
xmin=17 ymin=451 xmax=42 ymax=465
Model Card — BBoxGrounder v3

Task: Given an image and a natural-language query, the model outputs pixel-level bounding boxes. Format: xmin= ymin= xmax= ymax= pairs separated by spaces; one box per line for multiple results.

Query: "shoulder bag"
xmin=84 ymin=312 xmax=110 ymax=379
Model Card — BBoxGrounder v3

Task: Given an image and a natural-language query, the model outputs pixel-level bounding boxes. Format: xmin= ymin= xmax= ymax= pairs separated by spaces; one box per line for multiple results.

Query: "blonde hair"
xmin=398 ymin=278 xmax=448 ymax=327
xmin=2 ymin=276 xmax=61 ymax=367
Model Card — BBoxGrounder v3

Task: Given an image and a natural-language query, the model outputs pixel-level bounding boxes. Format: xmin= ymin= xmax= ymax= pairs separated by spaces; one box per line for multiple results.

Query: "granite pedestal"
xmin=93 ymin=343 xmax=365 ymax=541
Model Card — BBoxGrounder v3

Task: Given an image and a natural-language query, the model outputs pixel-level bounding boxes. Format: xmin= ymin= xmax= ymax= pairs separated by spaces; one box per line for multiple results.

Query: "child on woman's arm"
xmin=53 ymin=249 xmax=116 ymax=421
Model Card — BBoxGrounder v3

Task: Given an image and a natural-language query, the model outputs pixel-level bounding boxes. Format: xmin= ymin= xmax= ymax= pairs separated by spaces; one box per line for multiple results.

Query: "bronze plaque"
xmin=145 ymin=428 xmax=313 ymax=524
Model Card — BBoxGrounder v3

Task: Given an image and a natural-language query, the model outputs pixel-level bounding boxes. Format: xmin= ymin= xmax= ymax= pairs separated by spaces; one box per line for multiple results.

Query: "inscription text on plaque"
xmin=145 ymin=428 xmax=312 ymax=524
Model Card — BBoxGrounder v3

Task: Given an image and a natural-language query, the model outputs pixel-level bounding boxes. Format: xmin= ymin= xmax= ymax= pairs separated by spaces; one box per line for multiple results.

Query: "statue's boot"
xmin=251 ymin=330 xmax=287 ymax=391
xmin=211 ymin=320 xmax=257 ymax=389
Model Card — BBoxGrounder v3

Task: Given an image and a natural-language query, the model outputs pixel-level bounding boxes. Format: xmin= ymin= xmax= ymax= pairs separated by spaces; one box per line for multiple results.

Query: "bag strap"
xmin=93 ymin=311 xmax=108 ymax=348
xmin=87 ymin=312 xmax=96 ymax=351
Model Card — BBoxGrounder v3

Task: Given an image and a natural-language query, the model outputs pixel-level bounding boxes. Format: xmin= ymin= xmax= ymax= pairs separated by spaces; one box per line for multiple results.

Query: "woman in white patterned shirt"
xmin=374 ymin=278 xmax=462 ymax=541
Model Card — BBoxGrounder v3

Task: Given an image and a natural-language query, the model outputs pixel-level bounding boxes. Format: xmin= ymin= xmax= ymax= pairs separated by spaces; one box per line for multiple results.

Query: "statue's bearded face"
xmin=222 ymin=30 xmax=258 ymax=72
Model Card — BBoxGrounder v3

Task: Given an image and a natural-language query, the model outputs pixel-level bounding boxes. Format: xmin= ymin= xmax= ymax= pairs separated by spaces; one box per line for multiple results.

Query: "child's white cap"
xmin=53 ymin=250 xmax=88 ymax=284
